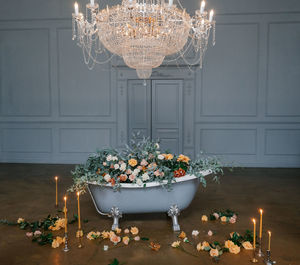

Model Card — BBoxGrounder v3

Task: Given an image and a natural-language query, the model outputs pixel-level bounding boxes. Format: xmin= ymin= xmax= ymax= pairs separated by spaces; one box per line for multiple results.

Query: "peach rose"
xmin=229 ymin=244 xmax=240 ymax=254
xmin=128 ymin=159 xmax=138 ymax=167
xmin=201 ymin=215 xmax=208 ymax=222
xmin=124 ymin=228 xmax=130 ymax=234
xmin=229 ymin=217 xmax=236 ymax=223
xmin=210 ymin=248 xmax=219 ymax=257
xmin=163 ymin=154 xmax=174 ymax=160
xmin=177 ymin=154 xmax=190 ymax=163
xmin=130 ymin=226 xmax=139 ymax=235
xmin=76 ymin=230 xmax=83 ymax=238
xmin=110 ymin=234 xmax=121 ymax=244
xmin=196 ymin=243 xmax=202 ymax=251
xmin=225 ymin=240 xmax=235 ymax=249
xmin=51 ymin=239 xmax=60 ymax=248
xmin=56 ymin=236 xmax=65 ymax=245
xmin=207 ymin=230 xmax=213 ymax=236
xmin=242 ymin=241 xmax=253 ymax=250
xmin=101 ymin=231 xmax=110 ymax=239
xmin=115 ymin=228 xmax=121 ymax=234
xmin=221 ymin=216 xmax=227 ymax=222
xmin=118 ymin=174 xmax=128 ymax=182
xmin=134 ymin=236 xmax=140 ymax=241
xmin=178 ymin=231 xmax=186 ymax=239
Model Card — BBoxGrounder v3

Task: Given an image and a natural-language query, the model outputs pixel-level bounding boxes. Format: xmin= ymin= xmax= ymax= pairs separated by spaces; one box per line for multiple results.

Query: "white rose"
xmin=104 ymin=174 xmax=111 ymax=182
xmin=136 ymin=178 xmax=143 ymax=186
xmin=157 ymin=154 xmax=164 ymax=160
xmin=112 ymin=156 xmax=118 ymax=161
xmin=133 ymin=168 xmax=140 ymax=176
xmin=141 ymin=173 xmax=150 ymax=181
xmin=106 ymin=155 xmax=112 ymax=161
xmin=192 ymin=230 xmax=199 ymax=236
xmin=155 ymin=143 xmax=160 ymax=149
xmin=114 ymin=164 xmax=120 ymax=170
xmin=120 ymin=163 xmax=126 ymax=172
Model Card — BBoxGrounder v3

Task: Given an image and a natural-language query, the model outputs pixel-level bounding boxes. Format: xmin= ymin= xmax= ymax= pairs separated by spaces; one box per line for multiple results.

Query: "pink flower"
xmin=126 ymin=169 xmax=132 ymax=175
xmin=140 ymin=159 xmax=148 ymax=166
xmin=213 ymin=213 xmax=219 ymax=219
xmin=229 ymin=217 xmax=236 ymax=224
xmin=26 ymin=232 xmax=33 ymax=237
xmin=34 ymin=230 xmax=42 ymax=236
xmin=137 ymin=166 xmax=143 ymax=170
xmin=207 ymin=230 xmax=213 ymax=236
xmin=134 ymin=236 xmax=140 ymax=241
xmin=129 ymin=174 xmax=136 ymax=181
xmin=124 ymin=229 xmax=130 ymax=234
xmin=154 ymin=170 xmax=161 ymax=177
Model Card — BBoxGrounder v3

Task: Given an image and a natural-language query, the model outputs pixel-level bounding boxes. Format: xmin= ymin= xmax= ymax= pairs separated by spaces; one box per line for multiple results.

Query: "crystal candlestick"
xmin=63 ymin=232 xmax=70 ymax=252
xmin=258 ymin=237 xmax=264 ymax=257
xmin=264 ymin=250 xmax=276 ymax=265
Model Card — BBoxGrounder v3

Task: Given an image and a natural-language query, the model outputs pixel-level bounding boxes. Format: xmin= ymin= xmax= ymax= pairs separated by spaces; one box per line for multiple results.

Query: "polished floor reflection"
xmin=0 ymin=164 xmax=299 ymax=265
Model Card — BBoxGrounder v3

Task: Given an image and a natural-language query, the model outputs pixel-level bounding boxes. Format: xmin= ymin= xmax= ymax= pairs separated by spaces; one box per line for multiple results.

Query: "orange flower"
xmin=118 ymin=174 xmax=128 ymax=182
xmin=128 ymin=159 xmax=138 ymax=167
xmin=178 ymin=231 xmax=186 ymax=239
xmin=177 ymin=154 xmax=190 ymax=163
xmin=110 ymin=178 xmax=116 ymax=186
xmin=150 ymin=242 xmax=161 ymax=251
xmin=174 ymin=168 xmax=186 ymax=178
xmin=163 ymin=154 xmax=174 ymax=160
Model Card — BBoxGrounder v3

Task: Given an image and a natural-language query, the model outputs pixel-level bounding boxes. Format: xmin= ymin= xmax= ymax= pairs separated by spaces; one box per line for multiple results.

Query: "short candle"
xmin=209 ymin=9 xmax=214 ymax=22
xmin=77 ymin=191 xmax=81 ymax=230
xmin=268 ymin=231 xmax=271 ymax=251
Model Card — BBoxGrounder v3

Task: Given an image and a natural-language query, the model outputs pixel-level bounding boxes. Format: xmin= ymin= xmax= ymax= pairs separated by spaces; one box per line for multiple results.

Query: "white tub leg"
xmin=168 ymin=205 xmax=180 ymax=232
xmin=109 ymin=206 xmax=122 ymax=230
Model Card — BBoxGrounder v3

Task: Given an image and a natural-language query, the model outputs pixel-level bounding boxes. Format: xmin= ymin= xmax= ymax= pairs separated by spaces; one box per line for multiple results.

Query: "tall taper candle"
xmin=55 ymin=176 xmax=58 ymax=206
xmin=252 ymin=218 xmax=256 ymax=249
xmin=74 ymin=2 xmax=79 ymax=15
xmin=77 ymin=192 xmax=81 ymax=230
xmin=268 ymin=231 xmax=271 ymax=251
xmin=259 ymin=209 xmax=263 ymax=238
xmin=64 ymin=196 xmax=68 ymax=233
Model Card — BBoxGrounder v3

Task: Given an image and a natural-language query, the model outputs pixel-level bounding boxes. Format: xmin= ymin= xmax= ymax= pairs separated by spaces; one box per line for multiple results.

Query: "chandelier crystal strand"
xmin=72 ymin=0 xmax=216 ymax=79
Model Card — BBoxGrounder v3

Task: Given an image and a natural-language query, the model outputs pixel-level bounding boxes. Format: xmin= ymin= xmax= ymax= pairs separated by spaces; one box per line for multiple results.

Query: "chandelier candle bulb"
xmin=168 ymin=0 xmax=173 ymax=7
xmin=90 ymin=0 xmax=94 ymax=7
xmin=74 ymin=2 xmax=79 ymax=15
xmin=200 ymin=1 xmax=205 ymax=13
xmin=55 ymin=176 xmax=58 ymax=207
xmin=209 ymin=9 xmax=214 ymax=22
xmin=64 ymin=196 xmax=68 ymax=233
xmin=259 ymin=209 xmax=263 ymax=238
xmin=77 ymin=192 xmax=81 ymax=230
xmin=268 ymin=231 xmax=271 ymax=251
xmin=252 ymin=218 xmax=256 ymax=249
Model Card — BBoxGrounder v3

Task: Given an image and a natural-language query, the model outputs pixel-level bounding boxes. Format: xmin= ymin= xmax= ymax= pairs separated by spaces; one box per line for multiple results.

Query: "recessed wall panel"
xmin=266 ymin=22 xmax=300 ymax=116
xmin=0 ymin=29 xmax=50 ymax=116
xmin=201 ymin=23 xmax=258 ymax=117
xmin=265 ymin=129 xmax=300 ymax=155
xmin=59 ymin=128 xmax=111 ymax=153
xmin=57 ymin=28 xmax=111 ymax=117
xmin=3 ymin=128 xmax=52 ymax=153
xmin=200 ymin=129 xmax=257 ymax=155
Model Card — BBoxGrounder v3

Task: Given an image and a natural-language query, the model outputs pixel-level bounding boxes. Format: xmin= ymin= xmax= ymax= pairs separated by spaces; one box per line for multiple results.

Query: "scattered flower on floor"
xmin=122 ymin=236 xmax=130 ymax=245
xmin=210 ymin=248 xmax=219 ymax=257
xmin=150 ymin=242 xmax=161 ymax=251
xmin=130 ymin=227 xmax=139 ymax=235
xmin=202 ymin=215 xmax=208 ymax=222
xmin=171 ymin=241 xmax=181 ymax=248
xmin=192 ymin=230 xmax=199 ymax=236
xmin=87 ymin=231 xmax=101 ymax=240
xmin=134 ymin=236 xmax=140 ymax=241
xmin=51 ymin=239 xmax=60 ymax=248
xmin=207 ymin=230 xmax=213 ymax=236
xmin=17 ymin=218 xmax=24 ymax=224
xmin=199 ymin=241 xmax=210 ymax=251
xmin=103 ymin=245 xmax=109 ymax=251
xmin=229 ymin=244 xmax=241 ymax=254
xmin=76 ymin=230 xmax=83 ymax=238
xmin=224 ymin=240 xmax=235 ymax=249
xmin=183 ymin=237 xmax=189 ymax=243
xmin=221 ymin=216 xmax=227 ymax=222
xmin=124 ymin=228 xmax=129 ymax=234
xmin=110 ymin=234 xmax=121 ymax=244
xmin=26 ymin=232 xmax=33 ymax=237
xmin=229 ymin=217 xmax=236 ymax=224
xmin=178 ymin=231 xmax=186 ymax=239
xmin=242 ymin=241 xmax=253 ymax=250
xmin=213 ymin=213 xmax=219 ymax=219
xmin=34 ymin=230 xmax=42 ymax=236
xmin=115 ymin=228 xmax=121 ymax=234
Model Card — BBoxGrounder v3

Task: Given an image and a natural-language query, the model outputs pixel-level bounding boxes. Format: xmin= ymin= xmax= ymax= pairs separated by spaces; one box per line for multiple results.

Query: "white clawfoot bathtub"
xmin=87 ymin=170 xmax=211 ymax=231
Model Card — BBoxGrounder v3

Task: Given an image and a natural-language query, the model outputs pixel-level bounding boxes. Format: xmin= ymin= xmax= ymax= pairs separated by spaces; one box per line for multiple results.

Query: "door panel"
xmin=152 ymin=80 xmax=183 ymax=154
xmin=127 ymin=80 xmax=151 ymax=141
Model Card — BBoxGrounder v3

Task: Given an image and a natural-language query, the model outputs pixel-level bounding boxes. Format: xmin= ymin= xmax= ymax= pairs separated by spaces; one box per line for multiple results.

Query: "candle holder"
xmin=251 ymin=249 xmax=258 ymax=263
xmin=258 ymin=237 xmax=264 ymax=257
xmin=76 ymin=230 xmax=84 ymax=248
xmin=63 ymin=232 xmax=70 ymax=252
xmin=264 ymin=250 xmax=276 ymax=265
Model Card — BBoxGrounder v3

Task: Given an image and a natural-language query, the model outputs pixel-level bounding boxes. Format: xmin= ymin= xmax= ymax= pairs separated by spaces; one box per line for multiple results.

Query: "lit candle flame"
xmin=55 ymin=176 xmax=58 ymax=180
xmin=64 ymin=196 xmax=67 ymax=201
xmin=252 ymin=218 xmax=256 ymax=224
xmin=259 ymin=209 xmax=263 ymax=214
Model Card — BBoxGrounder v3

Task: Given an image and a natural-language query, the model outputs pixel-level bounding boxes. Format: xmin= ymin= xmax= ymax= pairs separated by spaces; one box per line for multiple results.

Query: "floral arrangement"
xmin=70 ymin=135 xmax=223 ymax=192
xmin=200 ymin=209 xmax=238 ymax=224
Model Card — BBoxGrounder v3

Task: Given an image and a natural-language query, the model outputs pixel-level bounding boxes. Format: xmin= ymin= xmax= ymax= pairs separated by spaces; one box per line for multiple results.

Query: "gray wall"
xmin=0 ymin=0 xmax=300 ymax=167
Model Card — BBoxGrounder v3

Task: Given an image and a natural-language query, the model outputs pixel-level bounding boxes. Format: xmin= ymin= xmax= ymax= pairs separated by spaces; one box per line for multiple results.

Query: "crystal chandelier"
xmin=72 ymin=0 xmax=216 ymax=79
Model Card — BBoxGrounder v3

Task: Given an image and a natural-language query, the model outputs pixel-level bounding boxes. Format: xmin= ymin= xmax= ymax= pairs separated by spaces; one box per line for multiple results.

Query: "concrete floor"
xmin=0 ymin=164 xmax=299 ymax=265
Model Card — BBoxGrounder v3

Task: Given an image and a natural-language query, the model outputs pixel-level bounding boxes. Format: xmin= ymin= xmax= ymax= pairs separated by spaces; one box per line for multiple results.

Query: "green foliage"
xmin=32 ymin=233 xmax=53 ymax=246
xmin=68 ymin=214 xmax=78 ymax=224
xmin=141 ymin=237 xmax=149 ymax=241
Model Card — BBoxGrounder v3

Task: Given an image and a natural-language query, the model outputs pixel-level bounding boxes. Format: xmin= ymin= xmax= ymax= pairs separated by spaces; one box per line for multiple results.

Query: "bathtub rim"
xmin=86 ymin=169 xmax=212 ymax=189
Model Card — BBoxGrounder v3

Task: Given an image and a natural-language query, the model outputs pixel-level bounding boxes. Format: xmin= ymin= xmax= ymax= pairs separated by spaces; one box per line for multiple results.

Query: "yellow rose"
xmin=17 ymin=218 xmax=24 ymax=224
xmin=171 ymin=241 xmax=180 ymax=248
xmin=201 ymin=215 xmax=208 ymax=222
xmin=128 ymin=159 xmax=138 ymax=167
xmin=201 ymin=241 xmax=210 ymax=250
xmin=225 ymin=240 xmax=235 ymax=249
xmin=51 ymin=239 xmax=60 ymax=248
xmin=221 ymin=216 xmax=227 ymax=222
xmin=56 ymin=236 xmax=65 ymax=245
xmin=76 ymin=230 xmax=83 ymax=238
xmin=115 ymin=228 xmax=122 ymax=234
xmin=87 ymin=231 xmax=100 ymax=240
xmin=130 ymin=226 xmax=139 ymax=235
xmin=177 ymin=154 xmax=190 ymax=163
xmin=229 ymin=244 xmax=241 ymax=254
xmin=122 ymin=236 xmax=130 ymax=245
xmin=196 ymin=243 xmax=202 ymax=251
xmin=101 ymin=231 xmax=110 ymax=239
xmin=242 ymin=241 xmax=253 ymax=250
xmin=209 ymin=248 xmax=219 ymax=257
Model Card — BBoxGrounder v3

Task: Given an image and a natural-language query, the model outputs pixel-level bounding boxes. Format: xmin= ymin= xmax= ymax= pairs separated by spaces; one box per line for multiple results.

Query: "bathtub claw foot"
xmin=109 ymin=206 xmax=122 ymax=230
xmin=168 ymin=205 xmax=181 ymax=232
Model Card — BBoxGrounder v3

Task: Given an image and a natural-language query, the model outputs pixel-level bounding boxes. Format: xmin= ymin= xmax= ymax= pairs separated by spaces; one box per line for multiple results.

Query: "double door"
xmin=128 ymin=79 xmax=183 ymax=154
